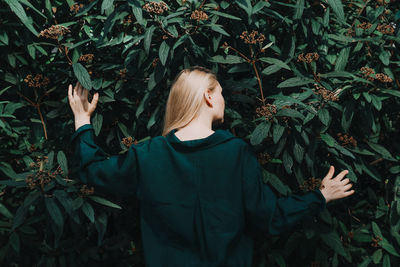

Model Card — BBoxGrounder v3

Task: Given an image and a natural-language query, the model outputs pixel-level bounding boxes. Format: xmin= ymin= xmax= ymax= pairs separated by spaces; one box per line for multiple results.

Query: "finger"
xmin=68 ymin=84 xmax=74 ymax=103
xmin=344 ymin=189 xmax=355 ymax=196
xmin=341 ymin=178 xmax=350 ymax=184
xmin=324 ymin=165 xmax=335 ymax=180
xmin=74 ymin=81 xmax=80 ymax=97
xmin=334 ymin=170 xmax=349 ymax=181
xmin=343 ymin=183 xmax=353 ymax=191
xmin=83 ymin=87 xmax=88 ymax=99
xmin=78 ymin=82 xmax=83 ymax=96
xmin=90 ymin=92 xmax=99 ymax=110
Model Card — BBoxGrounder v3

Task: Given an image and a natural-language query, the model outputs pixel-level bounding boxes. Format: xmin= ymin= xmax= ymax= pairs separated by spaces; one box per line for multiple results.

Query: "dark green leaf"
xmin=92 ymin=113 xmax=103 ymax=136
xmin=318 ymin=108 xmax=330 ymax=126
xmin=0 ymin=203 xmax=13 ymax=219
xmin=259 ymin=57 xmax=290 ymax=70
xmin=250 ymin=121 xmax=271 ymax=145
xmin=4 ymin=0 xmax=39 ymax=36
xmin=82 ymin=202 xmax=95 ymax=223
xmin=293 ymin=141 xmax=304 ymax=163
xmin=9 ymin=232 xmax=20 ymax=253
xmin=272 ymin=124 xmax=285 ymax=144
xmin=72 ymin=63 xmax=92 ymax=90
xmin=210 ymin=55 xmax=246 ymax=64
xmin=327 ymin=0 xmax=345 ymax=22
xmin=263 ymin=170 xmax=291 ymax=195
xmin=320 ymin=231 xmax=347 ymax=256
xmin=208 ymin=10 xmax=241 ymax=20
xmin=277 ymin=77 xmax=314 ymax=88
xmin=45 ymin=197 xmax=64 ymax=228
xmin=372 ymin=249 xmax=382 ymax=264
xmin=367 ymin=142 xmax=394 ymax=160
xmin=334 ymin=47 xmax=350 ymax=71
xmin=101 ymin=0 xmax=114 ymax=13
xmin=159 ymin=41 xmax=169 ymax=66
xmin=282 ymin=150 xmax=293 ymax=174
xmin=88 ymin=196 xmax=122 ymax=209
xmin=144 ymin=25 xmax=156 ymax=54
xmin=0 ymin=162 xmax=17 ymax=179
xmin=57 ymin=150 xmax=68 ymax=176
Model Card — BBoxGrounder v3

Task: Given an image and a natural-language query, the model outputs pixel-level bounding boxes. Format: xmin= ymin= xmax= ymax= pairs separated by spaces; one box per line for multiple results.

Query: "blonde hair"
xmin=161 ymin=66 xmax=219 ymax=136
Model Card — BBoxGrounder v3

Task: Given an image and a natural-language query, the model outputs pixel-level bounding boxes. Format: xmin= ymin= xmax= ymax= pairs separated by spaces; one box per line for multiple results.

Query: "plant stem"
xmin=17 ymin=91 xmax=48 ymax=140
xmin=252 ymin=61 xmax=265 ymax=105
xmin=36 ymin=104 xmax=48 ymax=140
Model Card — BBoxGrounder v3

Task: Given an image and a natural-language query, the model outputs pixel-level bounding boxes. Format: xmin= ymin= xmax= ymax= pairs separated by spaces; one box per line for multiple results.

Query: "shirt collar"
xmin=165 ymin=128 xmax=237 ymax=150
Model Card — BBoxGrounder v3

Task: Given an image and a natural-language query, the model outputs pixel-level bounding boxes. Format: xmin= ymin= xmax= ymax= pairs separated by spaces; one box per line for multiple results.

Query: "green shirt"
xmin=70 ymin=124 xmax=326 ymax=267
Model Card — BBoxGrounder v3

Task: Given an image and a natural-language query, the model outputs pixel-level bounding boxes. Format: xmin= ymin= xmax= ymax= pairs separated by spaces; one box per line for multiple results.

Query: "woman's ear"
xmin=204 ymin=90 xmax=213 ymax=107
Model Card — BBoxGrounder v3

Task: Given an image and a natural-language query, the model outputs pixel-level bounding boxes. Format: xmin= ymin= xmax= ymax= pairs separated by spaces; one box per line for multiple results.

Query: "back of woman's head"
xmin=162 ymin=66 xmax=219 ymax=136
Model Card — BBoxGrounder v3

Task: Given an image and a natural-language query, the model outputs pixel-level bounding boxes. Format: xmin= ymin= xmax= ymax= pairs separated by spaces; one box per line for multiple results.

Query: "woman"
xmin=68 ymin=66 xmax=354 ymax=266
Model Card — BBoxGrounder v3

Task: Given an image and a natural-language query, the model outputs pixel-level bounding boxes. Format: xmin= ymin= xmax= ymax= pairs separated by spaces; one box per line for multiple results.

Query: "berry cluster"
xmin=377 ymin=23 xmax=395 ymax=35
xmin=375 ymin=73 xmax=393 ymax=83
xmin=143 ymin=1 xmax=168 ymax=15
xmin=360 ymin=67 xmax=392 ymax=83
xmin=255 ymin=104 xmax=277 ymax=121
xmin=299 ymin=177 xmax=322 ymax=192
xmin=119 ymin=68 xmax=127 ymax=80
xmin=26 ymin=157 xmax=63 ymax=190
xmin=371 ymin=236 xmax=382 ymax=247
xmin=39 ymin=25 xmax=70 ymax=39
xmin=297 ymin=52 xmax=320 ymax=63
xmin=360 ymin=67 xmax=375 ymax=81
xmin=121 ymin=136 xmax=135 ymax=148
xmin=337 ymin=133 xmax=357 ymax=147
xmin=257 ymin=152 xmax=272 ymax=165
xmin=357 ymin=22 xmax=372 ymax=29
xmin=80 ymin=185 xmax=94 ymax=196
xmin=24 ymin=74 xmax=50 ymax=88
xmin=70 ymin=3 xmax=84 ymax=13
xmin=191 ymin=10 xmax=208 ymax=21
xmin=124 ymin=15 xmax=133 ymax=25
xmin=240 ymin=31 xmax=266 ymax=44
xmin=79 ymin=54 xmax=94 ymax=62
xmin=152 ymin=57 xmax=159 ymax=68
xmin=313 ymin=84 xmax=339 ymax=102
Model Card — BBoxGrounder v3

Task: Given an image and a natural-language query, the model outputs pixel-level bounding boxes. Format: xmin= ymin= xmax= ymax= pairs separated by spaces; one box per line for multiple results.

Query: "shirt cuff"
xmin=69 ymin=124 xmax=93 ymax=145
xmin=312 ymin=188 xmax=327 ymax=212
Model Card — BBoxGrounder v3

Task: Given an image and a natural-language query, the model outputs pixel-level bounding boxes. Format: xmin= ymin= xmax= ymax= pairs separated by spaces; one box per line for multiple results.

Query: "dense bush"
xmin=1 ymin=0 xmax=400 ymax=266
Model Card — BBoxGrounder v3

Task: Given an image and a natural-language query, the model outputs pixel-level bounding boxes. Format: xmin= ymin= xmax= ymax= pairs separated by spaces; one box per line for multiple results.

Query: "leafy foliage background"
xmin=1 ymin=0 xmax=400 ymax=266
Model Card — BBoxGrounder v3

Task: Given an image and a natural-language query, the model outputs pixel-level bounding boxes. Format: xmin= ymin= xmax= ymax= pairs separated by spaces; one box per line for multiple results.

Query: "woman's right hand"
xmin=319 ymin=166 xmax=355 ymax=203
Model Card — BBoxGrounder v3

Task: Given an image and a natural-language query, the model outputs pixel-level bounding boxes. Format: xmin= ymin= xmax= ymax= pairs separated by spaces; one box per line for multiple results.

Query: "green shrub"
xmin=1 ymin=0 xmax=400 ymax=266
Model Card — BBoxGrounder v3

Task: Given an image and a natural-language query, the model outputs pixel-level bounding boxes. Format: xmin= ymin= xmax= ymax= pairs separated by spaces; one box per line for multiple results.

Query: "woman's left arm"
xmin=69 ymin=124 xmax=139 ymax=198
xmin=68 ymin=82 xmax=138 ymax=197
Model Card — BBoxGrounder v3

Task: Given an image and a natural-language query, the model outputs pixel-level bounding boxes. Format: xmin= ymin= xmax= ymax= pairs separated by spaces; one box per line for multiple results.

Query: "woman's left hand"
xmin=68 ymin=81 xmax=99 ymax=120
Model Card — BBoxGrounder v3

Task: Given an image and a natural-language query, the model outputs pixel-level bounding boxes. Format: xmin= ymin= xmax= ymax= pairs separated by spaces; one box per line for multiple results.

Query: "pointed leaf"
xmin=88 ymin=196 xmax=122 ymax=209
xmin=159 ymin=41 xmax=169 ymax=66
xmin=57 ymin=150 xmax=68 ymax=176
xmin=72 ymin=63 xmax=92 ymax=90
xmin=327 ymin=0 xmax=345 ymax=22
xmin=250 ymin=121 xmax=271 ymax=145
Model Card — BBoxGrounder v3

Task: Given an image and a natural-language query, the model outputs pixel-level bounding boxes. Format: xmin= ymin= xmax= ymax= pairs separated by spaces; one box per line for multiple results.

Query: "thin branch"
xmin=36 ymin=105 xmax=48 ymax=140
xmin=252 ymin=61 xmax=265 ymax=105
xmin=199 ymin=0 xmax=207 ymax=9
xmin=226 ymin=45 xmax=251 ymax=62
xmin=17 ymin=91 xmax=48 ymax=140
xmin=369 ymin=158 xmax=383 ymax=165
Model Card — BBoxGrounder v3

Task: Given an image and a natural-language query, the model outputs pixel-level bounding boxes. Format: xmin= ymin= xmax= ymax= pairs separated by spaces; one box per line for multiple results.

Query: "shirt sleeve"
xmin=241 ymin=144 xmax=326 ymax=236
xmin=69 ymin=124 xmax=139 ymax=198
